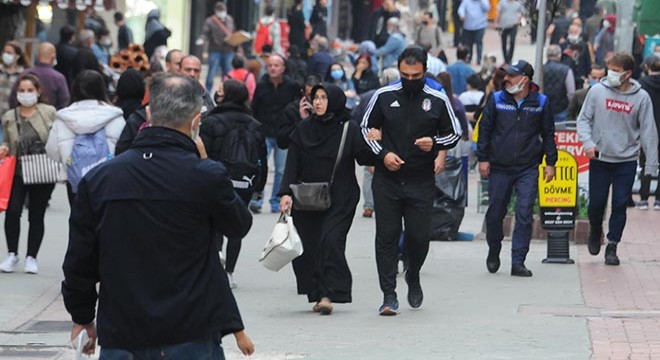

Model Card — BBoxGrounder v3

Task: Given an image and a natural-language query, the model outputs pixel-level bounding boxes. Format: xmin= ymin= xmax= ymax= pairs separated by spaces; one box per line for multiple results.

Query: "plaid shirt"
xmin=0 ymin=65 xmax=23 ymax=119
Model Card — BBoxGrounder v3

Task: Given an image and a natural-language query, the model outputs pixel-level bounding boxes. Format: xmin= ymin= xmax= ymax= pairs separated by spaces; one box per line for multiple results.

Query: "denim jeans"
xmin=462 ymin=27 xmax=486 ymax=65
xmin=485 ymin=165 xmax=538 ymax=264
xmin=553 ymin=109 xmax=568 ymax=124
xmin=100 ymin=334 xmax=224 ymax=360
xmin=206 ymin=50 xmax=234 ymax=92
xmin=588 ymin=160 xmax=637 ymax=243
xmin=251 ymin=137 xmax=287 ymax=211
xmin=500 ymin=26 xmax=517 ymax=64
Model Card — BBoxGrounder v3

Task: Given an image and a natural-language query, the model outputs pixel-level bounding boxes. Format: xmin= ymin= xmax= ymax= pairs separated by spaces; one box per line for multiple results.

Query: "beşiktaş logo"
xmin=422 ymin=98 xmax=432 ymax=112
xmin=605 ymin=99 xmax=634 ymax=114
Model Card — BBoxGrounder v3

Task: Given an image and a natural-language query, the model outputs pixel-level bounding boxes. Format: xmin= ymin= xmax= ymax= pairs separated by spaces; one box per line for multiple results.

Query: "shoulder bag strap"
xmin=212 ymin=16 xmax=232 ymax=36
xmin=14 ymin=109 xmax=25 ymax=156
xmin=329 ymin=121 xmax=350 ymax=185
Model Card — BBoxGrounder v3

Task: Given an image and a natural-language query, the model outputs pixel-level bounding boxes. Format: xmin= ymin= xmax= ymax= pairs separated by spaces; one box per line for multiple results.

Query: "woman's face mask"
xmin=2 ymin=52 xmax=15 ymax=66
xmin=17 ymin=92 xmax=38 ymax=107
xmin=331 ymin=69 xmax=344 ymax=80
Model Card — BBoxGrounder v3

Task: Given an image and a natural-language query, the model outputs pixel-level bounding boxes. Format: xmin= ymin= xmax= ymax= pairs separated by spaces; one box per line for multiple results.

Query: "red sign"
xmin=555 ymin=130 xmax=589 ymax=173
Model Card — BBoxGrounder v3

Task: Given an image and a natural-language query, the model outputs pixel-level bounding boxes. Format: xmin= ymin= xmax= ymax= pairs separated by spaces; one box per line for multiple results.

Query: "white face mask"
xmin=607 ymin=70 xmax=623 ymax=87
xmin=505 ymin=78 xmax=525 ymax=95
xmin=567 ymin=34 xmax=580 ymax=43
xmin=2 ymin=53 xmax=15 ymax=66
xmin=216 ymin=11 xmax=227 ymax=19
xmin=101 ymin=39 xmax=112 ymax=47
xmin=52 ymin=58 xmax=58 ymax=67
xmin=603 ymin=20 xmax=611 ymax=29
xmin=17 ymin=92 xmax=38 ymax=107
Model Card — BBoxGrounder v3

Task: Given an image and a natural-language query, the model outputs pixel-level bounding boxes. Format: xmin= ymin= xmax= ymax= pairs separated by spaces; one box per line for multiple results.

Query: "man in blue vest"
xmin=476 ymin=60 xmax=558 ymax=277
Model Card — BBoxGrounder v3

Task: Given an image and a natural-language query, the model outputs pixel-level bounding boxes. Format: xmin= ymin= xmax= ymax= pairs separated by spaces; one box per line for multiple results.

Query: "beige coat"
xmin=1 ymin=103 xmax=56 ymax=156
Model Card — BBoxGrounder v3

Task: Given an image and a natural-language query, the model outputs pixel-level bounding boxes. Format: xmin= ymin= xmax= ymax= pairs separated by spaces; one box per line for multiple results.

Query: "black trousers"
xmin=373 ymin=172 xmax=434 ymax=297
xmin=4 ymin=176 xmax=55 ymax=258
xmin=500 ymin=26 xmax=517 ymax=65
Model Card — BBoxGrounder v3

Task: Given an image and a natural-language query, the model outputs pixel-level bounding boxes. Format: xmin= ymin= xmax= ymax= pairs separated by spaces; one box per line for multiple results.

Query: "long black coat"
xmin=62 ymin=126 xmax=252 ymax=349
xmin=279 ymin=115 xmax=374 ymax=303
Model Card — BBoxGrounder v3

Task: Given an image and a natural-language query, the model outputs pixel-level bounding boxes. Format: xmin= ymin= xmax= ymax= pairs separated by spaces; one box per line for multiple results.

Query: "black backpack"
xmin=219 ymin=120 xmax=261 ymax=193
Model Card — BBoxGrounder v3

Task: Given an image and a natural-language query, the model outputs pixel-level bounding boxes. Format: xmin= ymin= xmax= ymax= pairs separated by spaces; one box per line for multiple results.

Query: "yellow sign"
xmin=538 ymin=150 xmax=578 ymax=208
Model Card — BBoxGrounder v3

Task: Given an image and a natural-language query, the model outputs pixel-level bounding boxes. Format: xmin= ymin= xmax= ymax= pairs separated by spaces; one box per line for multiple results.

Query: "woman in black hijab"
xmin=115 ymin=69 xmax=145 ymax=120
xmin=279 ymin=83 xmax=374 ymax=315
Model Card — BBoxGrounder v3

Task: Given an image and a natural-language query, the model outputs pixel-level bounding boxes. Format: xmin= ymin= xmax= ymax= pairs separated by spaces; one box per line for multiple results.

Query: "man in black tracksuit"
xmin=476 ymin=60 xmax=557 ymax=277
xmin=362 ymin=47 xmax=461 ymax=315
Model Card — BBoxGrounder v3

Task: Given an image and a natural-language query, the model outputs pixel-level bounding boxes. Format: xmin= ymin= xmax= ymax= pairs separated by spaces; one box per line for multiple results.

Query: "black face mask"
xmin=401 ymin=78 xmax=425 ymax=96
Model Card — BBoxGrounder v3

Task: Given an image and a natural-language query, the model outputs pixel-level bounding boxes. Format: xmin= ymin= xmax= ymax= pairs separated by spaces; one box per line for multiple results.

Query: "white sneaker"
xmin=636 ymin=201 xmax=649 ymax=210
xmin=24 ymin=256 xmax=38 ymax=274
xmin=654 ymin=202 xmax=660 ymax=211
xmin=227 ymin=273 xmax=237 ymax=289
xmin=0 ymin=253 xmax=19 ymax=273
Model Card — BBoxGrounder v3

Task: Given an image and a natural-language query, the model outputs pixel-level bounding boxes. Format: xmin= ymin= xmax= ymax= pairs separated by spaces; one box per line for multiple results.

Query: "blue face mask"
xmin=589 ymin=79 xmax=598 ymax=87
xmin=331 ymin=70 xmax=344 ymax=80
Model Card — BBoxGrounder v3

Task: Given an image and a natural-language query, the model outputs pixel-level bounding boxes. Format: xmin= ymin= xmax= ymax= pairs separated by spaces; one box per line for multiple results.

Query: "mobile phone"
xmin=594 ymin=151 xmax=600 ymax=159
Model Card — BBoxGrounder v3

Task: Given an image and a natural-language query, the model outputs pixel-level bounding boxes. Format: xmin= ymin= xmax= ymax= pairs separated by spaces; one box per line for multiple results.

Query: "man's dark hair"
xmin=305 ymin=74 xmax=322 ymax=87
xmin=265 ymin=6 xmax=275 ymax=16
xmin=149 ymin=74 xmax=202 ymax=128
xmin=424 ymin=11 xmax=433 ymax=19
xmin=650 ymin=60 xmax=660 ymax=73
xmin=60 ymin=25 xmax=75 ymax=43
xmin=179 ymin=55 xmax=200 ymax=67
xmin=467 ymin=73 xmax=483 ymax=90
xmin=456 ymin=46 xmax=469 ymax=61
xmin=397 ymin=46 xmax=428 ymax=72
xmin=231 ymin=55 xmax=245 ymax=69
xmin=607 ymin=52 xmax=635 ymax=72
xmin=114 ymin=12 xmax=124 ymax=22
xmin=590 ymin=63 xmax=606 ymax=72
xmin=165 ymin=49 xmax=182 ymax=64
xmin=98 ymin=28 xmax=110 ymax=38
xmin=71 ymin=70 xmax=109 ymax=104
xmin=222 ymin=79 xmax=249 ymax=106
xmin=215 ymin=1 xmax=226 ymax=11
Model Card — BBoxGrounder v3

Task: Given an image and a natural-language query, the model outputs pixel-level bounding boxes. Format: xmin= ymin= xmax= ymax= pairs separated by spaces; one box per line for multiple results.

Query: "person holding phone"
xmin=277 ymin=75 xmax=322 ymax=150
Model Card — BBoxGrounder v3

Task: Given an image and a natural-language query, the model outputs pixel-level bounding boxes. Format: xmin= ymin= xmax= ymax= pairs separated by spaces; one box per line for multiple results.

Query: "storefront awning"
xmin=3 ymin=0 xmax=115 ymax=11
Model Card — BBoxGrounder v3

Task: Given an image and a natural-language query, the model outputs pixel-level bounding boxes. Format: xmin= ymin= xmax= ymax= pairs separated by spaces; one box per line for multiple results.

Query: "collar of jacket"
xmin=130 ymin=126 xmax=200 ymax=157
xmin=499 ymin=83 xmax=542 ymax=107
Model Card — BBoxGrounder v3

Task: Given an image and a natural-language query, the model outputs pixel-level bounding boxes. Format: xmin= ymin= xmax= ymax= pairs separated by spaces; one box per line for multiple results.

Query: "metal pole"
xmin=534 ymin=0 xmax=547 ymax=91
xmin=614 ymin=0 xmax=634 ymax=54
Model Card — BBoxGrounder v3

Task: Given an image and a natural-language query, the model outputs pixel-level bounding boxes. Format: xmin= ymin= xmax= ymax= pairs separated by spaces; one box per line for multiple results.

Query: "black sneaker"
xmin=378 ymin=294 xmax=399 ymax=316
xmin=405 ymin=271 xmax=423 ymax=309
xmin=248 ymin=201 xmax=261 ymax=214
xmin=588 ymin=226 xmax=602 ymax=256
xmin=605 ymin=243 xmax=620 ymax=266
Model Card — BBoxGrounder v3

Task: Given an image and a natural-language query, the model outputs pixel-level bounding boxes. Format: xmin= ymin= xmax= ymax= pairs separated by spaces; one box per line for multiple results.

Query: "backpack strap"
xmin=329 ymin=121 xmax=350 ymax=185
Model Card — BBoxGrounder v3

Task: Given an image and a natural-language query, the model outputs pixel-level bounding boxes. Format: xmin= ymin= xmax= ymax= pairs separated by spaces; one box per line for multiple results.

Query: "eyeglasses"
xmin=313 ymin=95 xmax=328 ymax=101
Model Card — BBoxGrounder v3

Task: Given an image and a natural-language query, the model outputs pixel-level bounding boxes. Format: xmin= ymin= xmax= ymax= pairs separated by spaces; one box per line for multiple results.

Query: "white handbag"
xmin=259 ymin=213 xmax=303 ymax=271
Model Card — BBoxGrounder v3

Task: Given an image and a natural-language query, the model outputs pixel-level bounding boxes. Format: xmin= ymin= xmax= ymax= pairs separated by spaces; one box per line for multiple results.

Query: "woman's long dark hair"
xmin=71 ymin=70 xmax=109 ymax=104
xmin=436 ymin=72 xmax=456 ymax=109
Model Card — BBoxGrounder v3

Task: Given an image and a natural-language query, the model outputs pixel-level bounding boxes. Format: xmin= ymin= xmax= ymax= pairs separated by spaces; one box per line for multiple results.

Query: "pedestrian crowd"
xmin=0 ymin=0 xmax=659 ymax=358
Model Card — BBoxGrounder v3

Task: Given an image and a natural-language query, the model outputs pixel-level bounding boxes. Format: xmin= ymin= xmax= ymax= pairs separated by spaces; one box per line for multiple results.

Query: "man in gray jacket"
xmin=577 ymin=52 xmax=659 ymax=266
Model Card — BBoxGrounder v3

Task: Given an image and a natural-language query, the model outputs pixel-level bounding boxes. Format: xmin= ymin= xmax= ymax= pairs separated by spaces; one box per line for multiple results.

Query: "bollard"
xmin=542 ymin=231 xmax=575 ymax=264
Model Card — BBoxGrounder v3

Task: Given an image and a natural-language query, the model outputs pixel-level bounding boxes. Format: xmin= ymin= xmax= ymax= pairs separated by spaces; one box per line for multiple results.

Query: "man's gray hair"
xmin=149 ymin=74 xmax=203 ymax=128
xmin=79 ymin=29 xmax=94 ymax=43
xmin=546 ymin=45 xmax=562 ymax=59
xmin=381 ymin=67 xmax=400 ymax=86
xmin=317 ymin=36 xmax=329 ymax=51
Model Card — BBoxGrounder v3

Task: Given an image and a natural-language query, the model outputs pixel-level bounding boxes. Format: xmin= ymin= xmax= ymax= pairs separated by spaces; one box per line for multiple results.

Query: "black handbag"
xmin=290 ymin=121 xmax=349 ymax=211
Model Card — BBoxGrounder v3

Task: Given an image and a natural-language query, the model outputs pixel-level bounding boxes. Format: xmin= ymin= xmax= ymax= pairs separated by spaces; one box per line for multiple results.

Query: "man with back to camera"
xmin=61 ymin=73 xmax=254 ymax=358
xmin=476 ymin=60 xmax=557 ymax=277
xmin=362 ymin=46 xmax=461 ymax=315
xmin=578 ymin=52 xmax=659 ymax=265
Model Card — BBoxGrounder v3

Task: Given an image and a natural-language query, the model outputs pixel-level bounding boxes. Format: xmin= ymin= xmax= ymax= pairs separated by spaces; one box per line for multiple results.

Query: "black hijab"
xmin=290 ymin=83 xmax=349 ymax=158
xmin=116 ymin=69 xmax=145 ymax=120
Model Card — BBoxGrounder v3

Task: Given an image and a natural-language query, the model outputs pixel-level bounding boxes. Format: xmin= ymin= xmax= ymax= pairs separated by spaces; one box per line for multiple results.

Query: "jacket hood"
xmin=600 ymin=78 xmax=642 ymax=95
xmin=57 ymin=100 xmax=123 ymax=134
xmin=640 ymin=74 xmax=660 ymax=93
